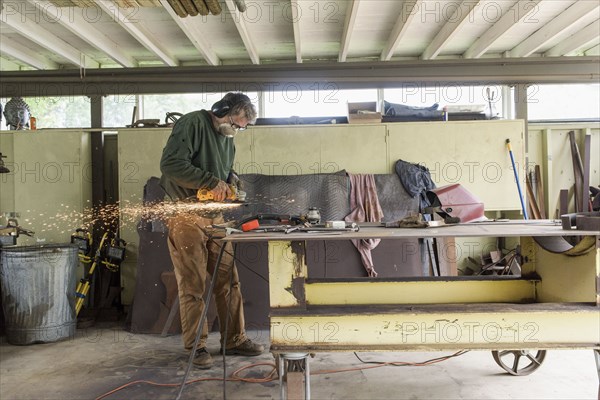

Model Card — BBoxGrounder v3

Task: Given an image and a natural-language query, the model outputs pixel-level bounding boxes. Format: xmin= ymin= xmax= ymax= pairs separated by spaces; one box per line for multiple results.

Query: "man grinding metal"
xmin=159 ymin=92 xmax=263 ymax=369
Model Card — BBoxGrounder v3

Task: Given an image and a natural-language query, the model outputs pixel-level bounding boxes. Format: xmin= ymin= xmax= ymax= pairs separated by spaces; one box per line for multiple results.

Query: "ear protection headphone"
xmin=211 ymin=93 xmax=250 ymax=118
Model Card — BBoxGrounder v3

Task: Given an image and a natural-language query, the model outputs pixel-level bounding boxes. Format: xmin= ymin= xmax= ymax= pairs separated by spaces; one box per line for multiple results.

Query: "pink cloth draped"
xmin=344 ymin=174 xmax=384 ymax=277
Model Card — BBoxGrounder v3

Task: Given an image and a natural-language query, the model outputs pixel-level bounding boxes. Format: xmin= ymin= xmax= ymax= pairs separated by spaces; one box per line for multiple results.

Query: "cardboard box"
xmin=347 ymin=101 xmax=382 ymax=124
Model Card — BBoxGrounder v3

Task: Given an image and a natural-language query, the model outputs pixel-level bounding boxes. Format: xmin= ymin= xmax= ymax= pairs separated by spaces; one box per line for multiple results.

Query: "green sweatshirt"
xmin=159 ymin=110 xmax=235 ymax=201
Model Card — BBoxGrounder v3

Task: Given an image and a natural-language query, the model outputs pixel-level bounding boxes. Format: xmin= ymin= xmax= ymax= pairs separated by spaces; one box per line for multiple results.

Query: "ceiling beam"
xmin=95 ymin=0 xmax=178 ymax=66
xmin=339 ymin=0 xmax=360 ymax=62
xmin=586 ymin=43 xmax=600 ymax=56
xmin=0 ymin=37 xmax=59 ymax=70
xmin=223 ymin=0 xmax=260 ymax=64
xmin=2 ymin=57 xmax=598 ymax=97
xmin=421 ymin=0 xmax=481 ymax=60
xmin=463 ymin=0 xmax=542 ymax=59
xmin=380 ymin=0 xmax=422 ymax=61
xmin=545 ymin=21 xmax=600 ymax=57
xmin=27 ymin=0 xmax=137 ymax=68
xmin=0 ymin=3 xmax=99 ymax=68
xmin=290 ymin=0 xmax=302 ymax=63
xmin=158 ymin=0 xmax=220 ymax=66
xmin=508 ymin=1 xmax=600 ymax=58
xmin=0 ymin=56 xmax=24 ymax=71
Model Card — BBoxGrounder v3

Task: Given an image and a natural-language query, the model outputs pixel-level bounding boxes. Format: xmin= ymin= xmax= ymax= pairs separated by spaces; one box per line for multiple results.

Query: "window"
xmin=263 ymin=88 xmax=377 ymax=118
xmin=2 ymin=96 xmax=91 ymax=129
xmin=142 ymin=93 xmax=220 ymax=120
xmin=103 ymin=94 xmax=137 ymax=128
xmin=384 ymin=85 xmax=504 ymax=118
xmin=527 ymin=84 xmax=600 ymax=121
xmin=142 ymin=92 xmax=260 ymax=122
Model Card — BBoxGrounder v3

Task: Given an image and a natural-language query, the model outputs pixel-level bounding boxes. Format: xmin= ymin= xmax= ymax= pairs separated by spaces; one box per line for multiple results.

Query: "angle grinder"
xmin=196 ymin=184 xmax=246 ymax=203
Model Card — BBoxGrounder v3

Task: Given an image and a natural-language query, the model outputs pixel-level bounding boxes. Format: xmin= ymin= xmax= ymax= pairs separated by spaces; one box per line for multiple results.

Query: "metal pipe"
xmin=278 ymin=354 xmax=285 ymax=400
xmin=305 ymin=354 xmax=310 ymax=400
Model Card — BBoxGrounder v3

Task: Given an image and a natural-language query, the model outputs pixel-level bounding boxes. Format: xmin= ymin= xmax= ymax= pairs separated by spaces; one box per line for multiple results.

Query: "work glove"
xmin=227 ymin=171 xmax=243 ymax=191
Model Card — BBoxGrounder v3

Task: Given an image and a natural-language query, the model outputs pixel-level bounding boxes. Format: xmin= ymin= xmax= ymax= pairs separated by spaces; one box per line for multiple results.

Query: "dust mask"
xmin=217 ymin=123 xmax=238 ymax=138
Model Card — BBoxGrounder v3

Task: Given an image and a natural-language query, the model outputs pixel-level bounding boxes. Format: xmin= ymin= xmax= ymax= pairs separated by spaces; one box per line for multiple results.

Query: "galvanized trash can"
xmin=0 ymin=244 xmax=78 ymax=345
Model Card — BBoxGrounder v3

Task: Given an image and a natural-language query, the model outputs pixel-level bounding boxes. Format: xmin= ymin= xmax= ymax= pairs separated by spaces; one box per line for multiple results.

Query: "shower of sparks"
xmin=16 ymin=201 xmax=245 ymax=237
xmin=8 ymin=191 xmax=302 ymax=240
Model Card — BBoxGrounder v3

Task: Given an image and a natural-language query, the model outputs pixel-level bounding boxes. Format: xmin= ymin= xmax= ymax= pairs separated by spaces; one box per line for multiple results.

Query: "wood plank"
xmin=559 ymin=189 xmax=569 ymax=216
xmin=583 ymin=134 xmax=591 ymax=212
xmin=569 ymin=131 xmax=585 ymax=212
xmin=526 ymin=173 xmax=542 ymax=219
xmin=436 ymin=237 xmax=457 ymax=276
xmin=541 ymin=129 xmax=555 ymax=216
xmin=535 ymin=165 xmax=547 ymax=219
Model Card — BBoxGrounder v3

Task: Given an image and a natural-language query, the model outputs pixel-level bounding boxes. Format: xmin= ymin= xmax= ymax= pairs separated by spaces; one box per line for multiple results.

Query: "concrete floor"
xmin=0 ymin=324 xmax=598 ymax=400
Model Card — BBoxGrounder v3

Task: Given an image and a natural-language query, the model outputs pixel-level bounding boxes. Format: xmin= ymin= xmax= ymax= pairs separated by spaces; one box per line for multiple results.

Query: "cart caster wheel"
xmin=492 ymin=350 xmax=547 ymax=376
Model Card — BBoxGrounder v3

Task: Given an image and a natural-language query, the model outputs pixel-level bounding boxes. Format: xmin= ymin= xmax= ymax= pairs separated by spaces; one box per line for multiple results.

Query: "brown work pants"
xmin=167 ymin=213 xmax=246 ymax=351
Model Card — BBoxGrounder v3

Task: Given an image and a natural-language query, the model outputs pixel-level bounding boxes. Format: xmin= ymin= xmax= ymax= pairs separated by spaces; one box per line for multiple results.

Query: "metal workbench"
xmin=223 ymin=221 xmax=600 ymax=399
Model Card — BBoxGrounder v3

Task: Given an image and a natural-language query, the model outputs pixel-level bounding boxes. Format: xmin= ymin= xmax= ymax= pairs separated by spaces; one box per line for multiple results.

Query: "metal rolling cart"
xmin=223 ymin=222 xmax=600 ymax=399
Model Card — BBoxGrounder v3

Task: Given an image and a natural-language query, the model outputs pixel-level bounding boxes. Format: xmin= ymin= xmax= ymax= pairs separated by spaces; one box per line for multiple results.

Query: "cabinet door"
xmin=12 ymin=130 xmax=92 ymax=245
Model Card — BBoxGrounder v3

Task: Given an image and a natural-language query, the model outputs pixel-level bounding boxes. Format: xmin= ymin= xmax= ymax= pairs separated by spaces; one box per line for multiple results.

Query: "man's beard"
xmin=217 ymin=123 xmax=238 ymax=138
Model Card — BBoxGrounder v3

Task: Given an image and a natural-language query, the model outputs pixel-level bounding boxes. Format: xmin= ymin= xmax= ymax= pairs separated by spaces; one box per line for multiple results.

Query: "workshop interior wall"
xmin=117 ymin=128 xmax=171 ymax=303
xmin=0 ymin=130 xmax=92 ymax=246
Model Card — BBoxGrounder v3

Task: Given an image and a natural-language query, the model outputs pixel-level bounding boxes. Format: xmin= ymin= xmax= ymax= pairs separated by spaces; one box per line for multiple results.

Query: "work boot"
xmin=221 ymin=339 xmax=264 ymax=356
xmin=192 ymin=347 xmax=213 ymax=369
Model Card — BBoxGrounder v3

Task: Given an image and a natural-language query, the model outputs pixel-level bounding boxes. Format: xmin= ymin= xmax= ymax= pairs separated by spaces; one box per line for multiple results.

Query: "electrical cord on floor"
xmin=353 ymin=350 xmax=470 ymax=367
xmin=94 ymin=350 xmax=471 ymax=399
xmin=94 ymin=362 xmax=278 ymax=400
xmin=96 ymin=228 xmax=472 ymax=400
